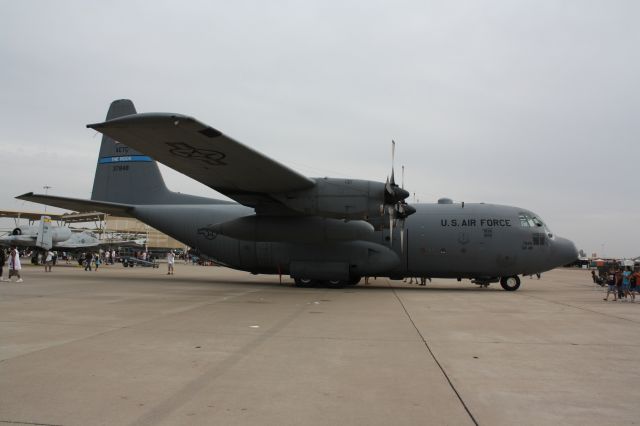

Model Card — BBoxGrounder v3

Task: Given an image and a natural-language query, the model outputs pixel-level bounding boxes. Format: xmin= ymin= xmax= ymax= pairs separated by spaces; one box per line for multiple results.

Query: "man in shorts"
xmin=604 ymin=266 xmax=618 ymax=301
xmin=167 ymin=250 xmax=175 ymax=275
xmin=8 ymin=246 xmax=23 ymax=283
xmin=44 ymin=250 xmax=54 ymax=272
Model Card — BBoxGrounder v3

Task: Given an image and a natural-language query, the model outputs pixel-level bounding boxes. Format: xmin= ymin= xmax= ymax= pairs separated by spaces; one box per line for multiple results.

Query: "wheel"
xmin=500 ymin=275 xmax=521 ymax=291
xmin=348 ymin=276 xmax=361 ymax=286
xmin=123 ymin=262 xmax=129 ymax=268
xmin=294 ymin=278 xmax=313 ymax=287
xmin=328 ymin=279 xmax=346 ymax=288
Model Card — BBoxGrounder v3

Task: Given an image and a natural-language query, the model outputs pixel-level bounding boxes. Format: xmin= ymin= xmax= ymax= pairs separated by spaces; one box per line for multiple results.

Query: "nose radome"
xmin=553 ymin=237 xmax=578 ymax=266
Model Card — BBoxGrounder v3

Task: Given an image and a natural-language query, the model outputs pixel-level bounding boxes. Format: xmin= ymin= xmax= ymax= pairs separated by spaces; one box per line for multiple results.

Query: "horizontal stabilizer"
xmin=16 ymin=193 xmax=135 ymax=217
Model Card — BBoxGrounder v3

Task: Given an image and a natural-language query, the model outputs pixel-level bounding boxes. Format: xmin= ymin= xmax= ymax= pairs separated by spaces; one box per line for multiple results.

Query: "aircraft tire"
xmin=348 ymin=276 xmax=361 ymax=286
xmin=328 ymin=279 xmax=347 ymax=289
xmin=294 ymin=278 xmax=313 ymax=287
xmin=500 ymin=275 xmax=521 ymax=291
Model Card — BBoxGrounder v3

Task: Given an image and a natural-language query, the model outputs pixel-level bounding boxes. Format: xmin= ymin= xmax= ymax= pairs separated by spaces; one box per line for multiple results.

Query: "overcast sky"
xmin=1 ymin=1 xmax=638 ymax=257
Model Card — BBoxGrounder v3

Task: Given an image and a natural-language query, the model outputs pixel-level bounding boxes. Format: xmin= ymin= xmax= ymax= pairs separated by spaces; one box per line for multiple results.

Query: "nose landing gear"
xmin=500 ymin=275 xmax=521 ymax=291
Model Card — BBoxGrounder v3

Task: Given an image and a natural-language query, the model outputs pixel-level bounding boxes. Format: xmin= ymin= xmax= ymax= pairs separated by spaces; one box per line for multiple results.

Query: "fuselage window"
xmin=519 ymin=214 xmax=530 ymax=227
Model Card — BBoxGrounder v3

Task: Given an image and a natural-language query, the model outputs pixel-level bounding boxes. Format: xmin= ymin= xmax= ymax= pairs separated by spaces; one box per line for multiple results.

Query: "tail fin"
xmin=91 ymin=99 xmax=217 ymax=205
xmin=36 ymin=216 xmax=53 ymax=250
xmin=91 ymin=99 xmax=172 ymax=204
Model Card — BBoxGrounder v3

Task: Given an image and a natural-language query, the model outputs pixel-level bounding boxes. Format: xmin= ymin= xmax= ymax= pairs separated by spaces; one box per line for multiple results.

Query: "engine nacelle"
xmin=11 ymin=225 xmax=71 ymax=243
xmin=51 ymin=227 xmax=72 ymax=243
xmin=272 ymin=178 xmax=386 ymax=220
xmin=12 ymin=226 xmax=37 ymax=236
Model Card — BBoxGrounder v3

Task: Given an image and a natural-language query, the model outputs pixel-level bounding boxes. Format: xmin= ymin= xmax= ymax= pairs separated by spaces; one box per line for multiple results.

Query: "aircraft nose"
xmin=552 ymin=237 xmax=578 ymax=266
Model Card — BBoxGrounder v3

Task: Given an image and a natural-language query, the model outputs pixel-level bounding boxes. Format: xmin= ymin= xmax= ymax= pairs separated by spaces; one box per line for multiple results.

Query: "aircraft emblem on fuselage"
xmin=197 ymin=227 xmax=218 ymax=240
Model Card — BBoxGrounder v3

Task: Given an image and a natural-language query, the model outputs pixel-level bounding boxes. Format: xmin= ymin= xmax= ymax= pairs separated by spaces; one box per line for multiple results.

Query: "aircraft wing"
xmin=16 ymin=193 xmax=135 ymax=217
xmin=55 ymin=241 xmax=100 ymax=249
xmin=0 ymin=210 xmax=65 ymax=221
xmin=87 ymin=113 xmax=316 ymax=207
xmin=0 ymin=235 xmax=36 ymax=246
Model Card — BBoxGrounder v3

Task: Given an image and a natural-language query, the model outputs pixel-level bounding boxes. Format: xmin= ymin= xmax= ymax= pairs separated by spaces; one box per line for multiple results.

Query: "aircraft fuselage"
xmin=132 ymin=201 xmax=577 ymax=282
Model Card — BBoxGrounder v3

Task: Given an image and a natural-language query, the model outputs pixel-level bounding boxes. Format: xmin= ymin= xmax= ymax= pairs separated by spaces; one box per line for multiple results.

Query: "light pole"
xmin=43 ymin=186 xmax=52 ymax=214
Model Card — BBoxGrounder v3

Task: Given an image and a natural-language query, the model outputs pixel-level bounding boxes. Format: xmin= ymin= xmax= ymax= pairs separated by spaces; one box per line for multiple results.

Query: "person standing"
xmin=167 ymin=250 xmax=175 ymax=275
xmin=0 ymin=248 xmax=6 ymax=281
xmin=44 ymin=249 xmax=54 ymax=272
xmin=94 ymin=253 xmax=101 ymax=271
xmin=628 ymin=267 xmax=638 ymax=302
xmin=631 ymin=268 xmax=640 ymax=299
xmin=622 ymin=267 xmax=633 ymax=301
xmin=604 ymin=267 xmax=618 ymax=301
xmin=84 ymin=252 xmax=93 ymax=271
xmin=8 ymin=246 xmax=23 ymax=283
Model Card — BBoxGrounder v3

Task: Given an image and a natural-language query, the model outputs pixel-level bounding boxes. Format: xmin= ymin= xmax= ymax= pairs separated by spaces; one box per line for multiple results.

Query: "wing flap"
xmin=87 ymin=113 xmax=315 ymax=203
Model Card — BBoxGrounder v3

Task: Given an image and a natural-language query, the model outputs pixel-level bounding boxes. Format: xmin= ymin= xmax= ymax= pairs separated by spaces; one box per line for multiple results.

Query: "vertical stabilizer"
xmin=91 ymin=99 xmax=172 ymax=204
xmin=36 ymin=216 xmax=53 ymax=250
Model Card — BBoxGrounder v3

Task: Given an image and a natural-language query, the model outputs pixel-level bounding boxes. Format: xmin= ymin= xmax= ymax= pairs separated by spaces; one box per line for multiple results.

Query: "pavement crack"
xmin=390 ymin=284 xmax=479 ymax=426
xmin=0 ymin=420 xmax=65 ymax=426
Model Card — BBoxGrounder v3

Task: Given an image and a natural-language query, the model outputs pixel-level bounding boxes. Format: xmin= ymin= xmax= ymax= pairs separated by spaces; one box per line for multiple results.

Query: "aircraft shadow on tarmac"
xmin=83 ymin=273 xmax=506 ymax=292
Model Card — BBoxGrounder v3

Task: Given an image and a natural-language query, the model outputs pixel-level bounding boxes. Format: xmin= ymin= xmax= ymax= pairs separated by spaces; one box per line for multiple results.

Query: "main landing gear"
xmin=294 ymin=277 xmax=361 ymax=288
xmin=500 ymin=275 xmax=521 ymax=291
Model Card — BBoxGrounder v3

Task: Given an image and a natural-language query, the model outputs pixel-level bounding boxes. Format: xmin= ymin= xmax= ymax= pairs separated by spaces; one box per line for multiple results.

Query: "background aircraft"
xmin=0 ymin=215 xmax=144 ymax=251
xmin=18 ymin=99 xmax=577 ymax=290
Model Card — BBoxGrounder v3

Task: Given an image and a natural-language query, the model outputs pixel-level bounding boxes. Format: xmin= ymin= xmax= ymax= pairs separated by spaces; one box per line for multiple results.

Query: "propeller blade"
xmin=401 ymin=165 xmax=405 ymax=189
xmin=400 ymin=219 xmax=405 ymax=254
xmin=390 ymin=140 xmax=396 ymax=186
xmin=388 ymin=205 xmax=395 ymax=247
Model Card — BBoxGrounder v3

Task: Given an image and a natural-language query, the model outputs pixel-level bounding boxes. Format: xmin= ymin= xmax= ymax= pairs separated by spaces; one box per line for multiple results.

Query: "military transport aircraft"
xmin=18 ymin=99 xmax=577 ymax=290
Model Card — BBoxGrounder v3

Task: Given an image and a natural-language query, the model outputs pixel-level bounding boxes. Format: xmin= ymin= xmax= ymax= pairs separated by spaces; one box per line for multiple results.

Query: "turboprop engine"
xmin=272 ymin=178 xmax=387 ymax=220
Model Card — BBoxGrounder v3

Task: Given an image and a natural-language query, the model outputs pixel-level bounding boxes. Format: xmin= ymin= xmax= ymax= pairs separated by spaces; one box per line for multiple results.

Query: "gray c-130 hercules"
xmin=18 ymin=99 xmax=577 ymax=290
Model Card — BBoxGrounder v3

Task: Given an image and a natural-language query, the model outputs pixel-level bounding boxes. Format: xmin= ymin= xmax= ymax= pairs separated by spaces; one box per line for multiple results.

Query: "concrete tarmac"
xmin=0 ymin=264 xmax=638 ymax=425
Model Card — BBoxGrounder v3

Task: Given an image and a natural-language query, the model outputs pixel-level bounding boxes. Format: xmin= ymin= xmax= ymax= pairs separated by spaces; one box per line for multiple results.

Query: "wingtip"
xmin=16 ymin=192 xmax=34 ymax=199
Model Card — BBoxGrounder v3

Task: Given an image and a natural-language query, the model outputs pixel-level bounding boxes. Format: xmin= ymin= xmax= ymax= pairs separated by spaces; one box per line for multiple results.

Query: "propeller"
xmin=380 ymin=141 xmax=415 ymax=251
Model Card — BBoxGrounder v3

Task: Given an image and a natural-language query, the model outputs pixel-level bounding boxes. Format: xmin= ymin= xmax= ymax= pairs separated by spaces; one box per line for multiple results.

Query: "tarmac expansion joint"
xmin=389 ymin=283 xmax=480 ymax=426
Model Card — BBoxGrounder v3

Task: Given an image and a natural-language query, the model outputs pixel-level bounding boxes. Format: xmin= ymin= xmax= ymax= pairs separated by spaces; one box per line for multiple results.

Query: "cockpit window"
xmin=531 ymin=217 xmax=544 ymax=227
xmin=520 ymin=212 xmax=554 ymax=238
xmin=520 ymin=213 xmax=550 ymax=231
